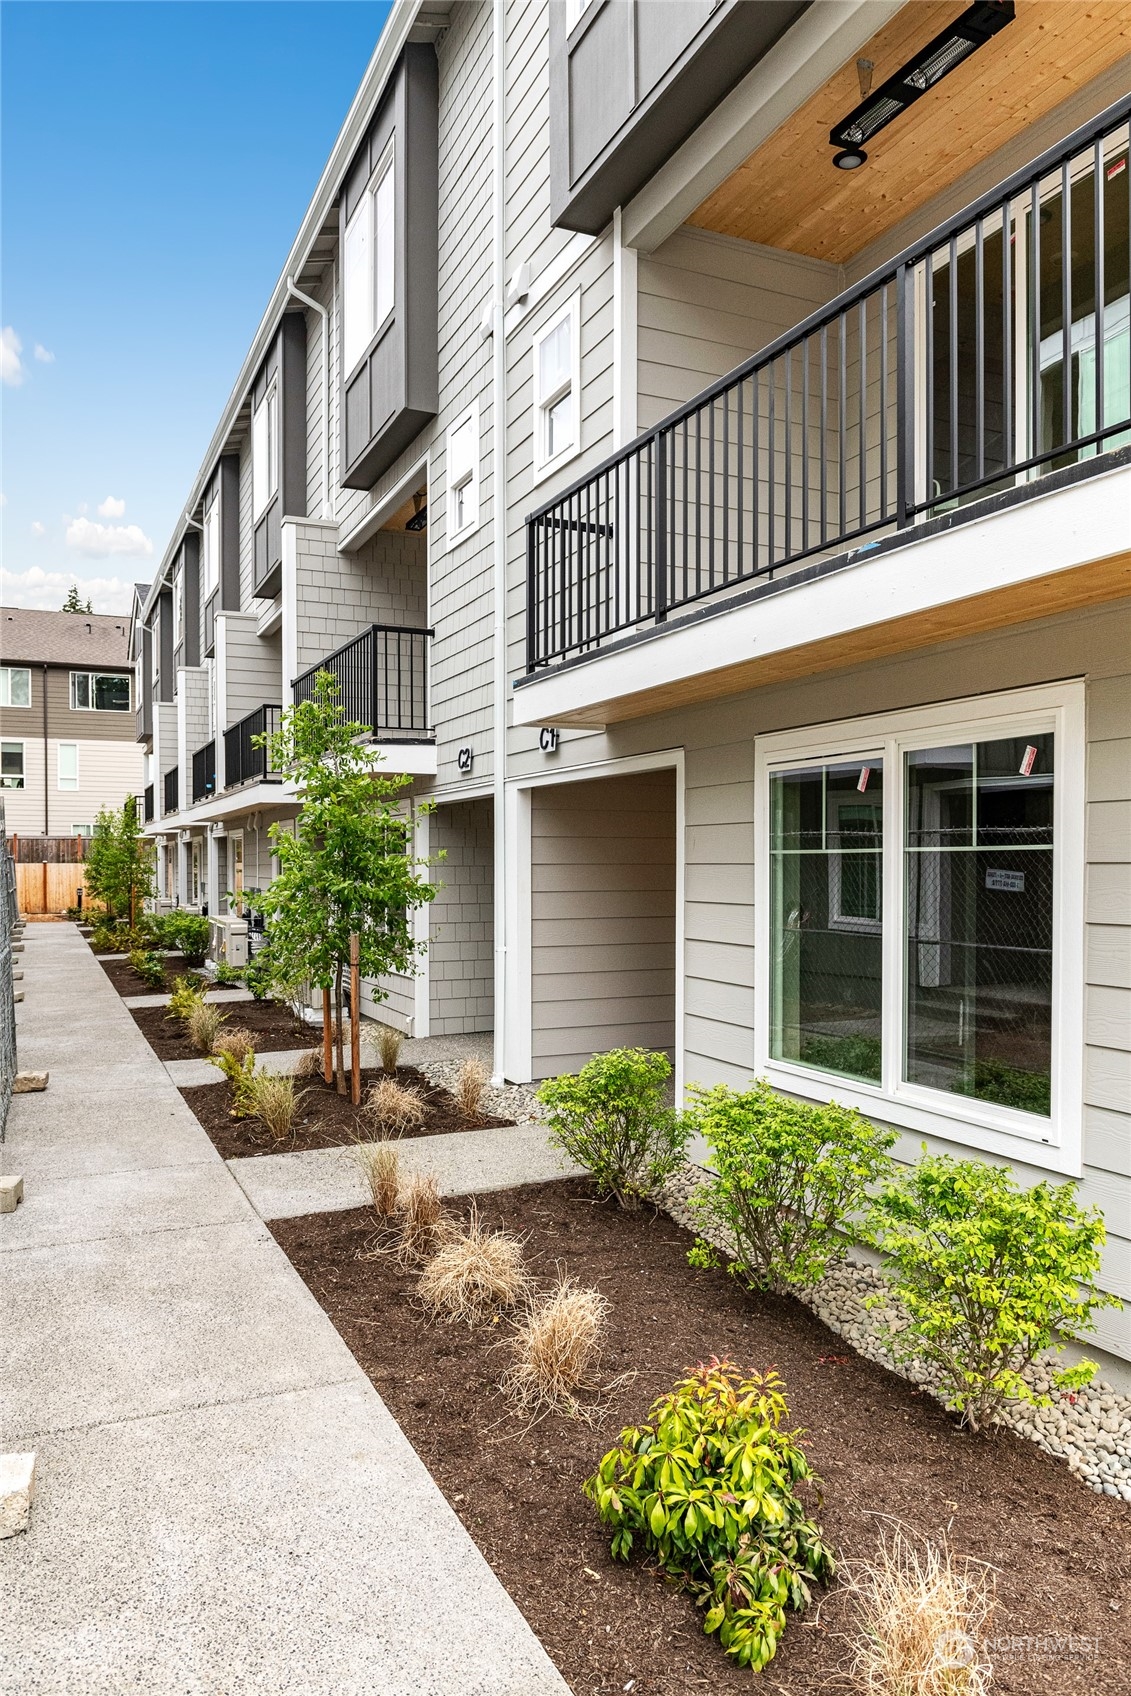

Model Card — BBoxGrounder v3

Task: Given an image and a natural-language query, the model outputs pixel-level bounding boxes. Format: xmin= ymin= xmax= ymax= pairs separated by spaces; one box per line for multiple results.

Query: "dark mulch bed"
xmin=272 ymin=1179 xmax=1131 ymax=1696
xmin=129 ymin=995 xmax=310 ymax=1060
xmin=181 ymin=1064 xmax=514 ymax=1159
xmin=99 ymin=954 xmax=216 ymax=997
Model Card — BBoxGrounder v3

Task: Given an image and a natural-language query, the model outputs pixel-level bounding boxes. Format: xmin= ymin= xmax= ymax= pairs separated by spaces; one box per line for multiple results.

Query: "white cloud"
xmin=2 ymin=326 xmax=24 ymax=386
xmin=30 ymin=521 xmax=46 ymax=537
xmin=0 ymin=566 xmax=135 ymax=615
xmin=34 ymin=344 xmax=55 ymax=364
xmin=65 ymin=515 xmax=153 ymax=558
xmin=96 ymin=494 xmax=126 ymax=518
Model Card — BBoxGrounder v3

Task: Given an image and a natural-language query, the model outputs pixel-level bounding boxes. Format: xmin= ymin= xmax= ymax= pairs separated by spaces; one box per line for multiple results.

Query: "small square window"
xmin=0 ymin=666 xmax=30 ymax=707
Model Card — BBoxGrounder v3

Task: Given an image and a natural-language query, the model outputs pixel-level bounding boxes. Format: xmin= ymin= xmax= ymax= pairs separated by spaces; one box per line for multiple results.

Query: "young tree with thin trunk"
xmin=255 ymin=675 xmax=436 ymax=1091
xmin=84 ymin=796 xmax=154 ymax=920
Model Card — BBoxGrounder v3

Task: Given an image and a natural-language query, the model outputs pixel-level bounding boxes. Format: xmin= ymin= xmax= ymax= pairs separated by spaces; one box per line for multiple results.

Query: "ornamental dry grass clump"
xmin=248 ymin=1072 xmax=306 ymax=1143
xmin=293 ymin=1046 xmax=325 ymax=1080
xmin=365 ymin=1075 xmax=426 ymax=1137
xmin=354 ymin=1139 xmax=401 ymax=1219
xmin=187 ymin=1000 xmax=227 ymax=1054
xmin=213 ymin=1026 xmax=255 ymax=1066
xmin=369 ymin=1024 xmax=403 ymax=1072
xmin=396 ymin=1172 xmax=455 ymax=1268
xmin=418 ymin=1212 xmax=528 ymax=1325
xmin=840 ymin=1525 xmax=996 ymax=1696
xmin=500 ymin=1275 xmax=610 ymax=1419
xmin=455 ymin=1058 xmax=489 ymax=1124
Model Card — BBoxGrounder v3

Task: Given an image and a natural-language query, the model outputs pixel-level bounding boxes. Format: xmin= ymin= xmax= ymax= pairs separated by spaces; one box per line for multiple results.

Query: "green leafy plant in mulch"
xmin=585 ymin=1358 xmax=833 ymax=1673
xmin=166 ymin=975 xmax=207 ymax=1023
xmin=688 ymin=1080 xmax=895 ymax=1291
xmin=128 ymin=948 xmax=167 ymax=990
xmin=868 ymin=1154 xmax=1119 ymax=1433
xmin=157 ymin=910 xmax=211 ymax=967
xmin=537 ymin=1047 xmax=689 ymax=1208
xmin=211 ymin=959 xmax=244 ymax=986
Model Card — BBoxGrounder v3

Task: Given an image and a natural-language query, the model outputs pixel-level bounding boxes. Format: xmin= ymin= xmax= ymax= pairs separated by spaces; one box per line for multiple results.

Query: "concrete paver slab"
xmin=229 ymin=1122 xmax=581 ymax=1221
xmin=3 ymin=1088 xmax=221 ymax=1180
xmin=0 ymin=1162 xmax=251 ymax=1254
xmin=121 ymin=988 xmax=254 ymax=1009
xmin=0 ymin=1379 xmax=565 ymax=1696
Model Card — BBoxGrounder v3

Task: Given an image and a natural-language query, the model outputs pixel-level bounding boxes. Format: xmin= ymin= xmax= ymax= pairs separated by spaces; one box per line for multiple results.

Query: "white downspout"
xmin=285 ymin=275 xmax=333 ymax=520
xmin=490 ymin=0 xmax=508 ymax=1084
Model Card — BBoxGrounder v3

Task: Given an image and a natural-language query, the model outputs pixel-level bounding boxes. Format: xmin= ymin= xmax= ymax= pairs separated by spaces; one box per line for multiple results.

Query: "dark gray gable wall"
xmin=340 ymin=42 xmax=438 ymax=492
xmin=252 ymin=315 xmax=306 ymax=599
xmin=549 ymin=0 xmax=811 ymax=233
xmin=156 ymin=588 xmax=174 ymax=701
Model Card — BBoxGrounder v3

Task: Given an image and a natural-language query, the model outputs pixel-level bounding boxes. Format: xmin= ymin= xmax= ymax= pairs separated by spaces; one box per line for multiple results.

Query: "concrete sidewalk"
xmin=0 ymin=924 xmax=569 ymax=1696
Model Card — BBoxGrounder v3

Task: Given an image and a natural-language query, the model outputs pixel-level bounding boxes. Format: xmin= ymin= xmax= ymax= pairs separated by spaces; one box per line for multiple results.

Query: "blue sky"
xmin=1 ymin=0 xmax=390 ymax=613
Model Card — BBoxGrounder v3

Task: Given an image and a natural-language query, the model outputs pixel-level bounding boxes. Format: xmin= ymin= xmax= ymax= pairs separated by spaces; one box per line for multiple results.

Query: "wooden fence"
xmin=4 ymin=836 xmax=98 ymax=916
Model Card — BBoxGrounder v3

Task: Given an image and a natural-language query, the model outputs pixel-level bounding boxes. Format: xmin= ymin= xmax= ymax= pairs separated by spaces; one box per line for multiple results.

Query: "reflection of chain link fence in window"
xmin=906 ymin=839 xmax=1053 ymax=1112
xmin=0 ymin=797 xmax=19 ymax=1142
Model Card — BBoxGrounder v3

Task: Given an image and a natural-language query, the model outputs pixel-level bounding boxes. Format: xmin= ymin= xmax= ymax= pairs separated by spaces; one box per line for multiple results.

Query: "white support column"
xmin=502 ymin=782 xmax=532 ymax=1083
xmin=612 ymin=206 xmax=638 ymax=450
xmin=412 ymin=801 xmax=430 ymax=1040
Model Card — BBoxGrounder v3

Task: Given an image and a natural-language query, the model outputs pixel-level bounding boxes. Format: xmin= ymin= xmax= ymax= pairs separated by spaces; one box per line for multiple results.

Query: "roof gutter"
xmin=141 ymin=0 xmax=421 ymax=622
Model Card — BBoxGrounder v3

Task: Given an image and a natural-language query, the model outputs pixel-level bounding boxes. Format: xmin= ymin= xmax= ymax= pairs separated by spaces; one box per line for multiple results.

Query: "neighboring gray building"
xmin=133 ymin=1 xmax=1131 ymax=1372
xmin=1 ymin=605 xmax=145 ymax=836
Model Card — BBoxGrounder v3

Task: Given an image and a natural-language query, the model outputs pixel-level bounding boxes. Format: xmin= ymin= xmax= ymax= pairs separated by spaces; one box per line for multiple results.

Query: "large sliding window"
xmin=756 ymin=684 xmax=1084 ymax=1174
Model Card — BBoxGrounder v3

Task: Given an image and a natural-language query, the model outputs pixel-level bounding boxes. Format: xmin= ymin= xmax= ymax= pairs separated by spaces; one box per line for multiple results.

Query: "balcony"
xmin=163 ymin=767 xmax=179 ymax=815
xmin=191 ymin=741 xmax=216 ymax=805
xmin=525 ymin=99 xmax=1130 ymax=680
xmin=224 ymin=704 xmax=283 ymax=789
xmin=143 ymin=783 xmax=154 ymax=824
xmin=135 ymin=699 xmax=152 ymax=745
xmin=293 ymin=625 xmax=433 ymax=742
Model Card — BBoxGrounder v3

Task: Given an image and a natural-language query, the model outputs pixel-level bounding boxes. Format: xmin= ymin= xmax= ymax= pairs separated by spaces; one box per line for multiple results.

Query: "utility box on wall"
xmin=209 ymin=914 xmax=249 ymax=969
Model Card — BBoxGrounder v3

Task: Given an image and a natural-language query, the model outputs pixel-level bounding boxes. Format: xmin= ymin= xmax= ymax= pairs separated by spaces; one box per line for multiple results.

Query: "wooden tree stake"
xmin=349 ymin=931 xmax=361 ymax=1106
xmin=322 ymin=988 xmax=333 ymax=1085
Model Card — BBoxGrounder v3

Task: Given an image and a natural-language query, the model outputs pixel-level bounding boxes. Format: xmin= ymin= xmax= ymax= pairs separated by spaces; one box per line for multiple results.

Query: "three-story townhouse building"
xmin=134 ymin=0 xmax=1131 ymax=1374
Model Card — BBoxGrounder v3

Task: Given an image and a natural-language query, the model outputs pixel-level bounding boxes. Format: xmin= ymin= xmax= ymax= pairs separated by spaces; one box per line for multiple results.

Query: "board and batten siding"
xmin=530 ymin=768 xmax=676 ymax=1079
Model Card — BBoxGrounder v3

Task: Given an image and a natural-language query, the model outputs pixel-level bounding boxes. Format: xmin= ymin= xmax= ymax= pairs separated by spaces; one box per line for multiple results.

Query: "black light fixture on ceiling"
xmin=830 ymin=1 xmax=1015 ymax=170
xmin=405 ymin=490 xmax=428 ymax=532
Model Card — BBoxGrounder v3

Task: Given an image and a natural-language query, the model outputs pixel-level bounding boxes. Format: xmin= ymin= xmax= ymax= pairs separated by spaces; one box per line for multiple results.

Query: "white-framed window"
xmin=252 ymin=382 xmax=279 ymax=520
xmin=72 ymin=823 xmax=92 ymax=838
xmin=57 ymin=742 xmax=79 ymax=791
xmin=446 ymin=402 xmax=479 ymax=540
xmin=533 ymin=293 xmax=581 ymax=477
xmin=753 ymin=682 xmax=1085 ymax=1176
xmin=70 ymin=671 xmax=131 ymax=711
xmin=189 ymin=839 xmax=203 ymax=907
xmin=172 ymin=568 xmax=183 ymax=649
xmin=0 ymin=666 xmax=30 ymax=707
xmin=202 ymin=485 xmax=220 ymax=599
xmin=343 ymin=143 xmax=395 ymax=376
xmin=1 ymin=740 xmax=24 ymax=789
xmin=564 ymin=0 xmax=591 ymax=33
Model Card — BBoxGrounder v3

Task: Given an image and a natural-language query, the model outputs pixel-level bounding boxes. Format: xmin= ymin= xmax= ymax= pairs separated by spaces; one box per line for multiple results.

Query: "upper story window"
xmin=534 ymin=295 xmax=580 ymax=476
xmin=70 ymin=671 xmax=131 ymax=712
xmin=202 ymin=486 xmax=220 ymax=600
xmin=447 ymin=403 xmax=479 ymax=539
xmin=0 ymin=666 xmax=30 ymax=707
xmin=172 ymin=569 xmax=183 ymax=648
xmin=252 ymin=382 xmax=279 ymax=520
xmin=1 ymin=741 xmax=24 ymax=788
xmin=343 ymin=144 xmax=395 ymax=377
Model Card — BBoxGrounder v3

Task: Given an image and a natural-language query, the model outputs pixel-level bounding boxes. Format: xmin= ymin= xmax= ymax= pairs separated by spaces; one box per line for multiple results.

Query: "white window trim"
xmin=445 ymin=400 xmax=480 ymax=543
xmin=342 ymin=140 xmax=395 ymax=381
xmin=532 ymin=291 xmax=582 ymax=484
xmin=0 ymin=666 xmax=31 ymax=708
xmin=252 ymin=381 xmax=279 ymax=521
xmin=1 ymin=738 xmax=26 ymax=789
xmin=753 ymin=681 xmax=1085 ymax=1178
xmin=57 ymin=742 xmax=80 ymax=791
xmin=69 ymin=671 xmax=131 ymax=712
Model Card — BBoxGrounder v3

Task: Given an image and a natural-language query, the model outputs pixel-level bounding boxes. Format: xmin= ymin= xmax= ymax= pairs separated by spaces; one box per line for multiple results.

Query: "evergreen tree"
xmin=85 ymin=797 xmax=154 ymax=920
xmin=62 ymin=584 xmax=93 ymax=614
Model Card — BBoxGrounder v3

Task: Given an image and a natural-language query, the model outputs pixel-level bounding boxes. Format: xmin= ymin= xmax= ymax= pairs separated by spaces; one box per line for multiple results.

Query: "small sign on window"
xmin=986 ymin=868 xmax=1025 ymax=893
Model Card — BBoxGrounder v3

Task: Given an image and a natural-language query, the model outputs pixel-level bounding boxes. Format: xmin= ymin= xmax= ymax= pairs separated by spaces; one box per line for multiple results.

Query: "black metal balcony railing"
xmin=191 ymin=741 xmax=216 ymax=804
xmin=527 ymin=97 xmax=1131 ymax=672
xmin=292 ymin=625 xmax=433 ymax=740
xmin=143 ymin=783 xmax=154 ymax=824
xmin=163 ymin=766 xmax=179 ymax=815
xmin=224 ymin=704 xmax=283 ymax=789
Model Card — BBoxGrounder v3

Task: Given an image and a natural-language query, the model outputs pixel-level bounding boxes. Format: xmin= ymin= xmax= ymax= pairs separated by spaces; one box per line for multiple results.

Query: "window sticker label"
xmin=986 ymin=868 xmax=1025 ymax=893
xmin=857 ymin=766 xmax=871 ymax=792
xmin=1019 ymin=744 xmax=1038 ymax=776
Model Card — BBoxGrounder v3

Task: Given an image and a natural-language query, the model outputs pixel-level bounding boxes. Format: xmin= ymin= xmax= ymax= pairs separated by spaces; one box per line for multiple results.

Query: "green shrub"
xmin=166 ymin=975 xmax=206 ymax=1022
xmin=210 ymin=1045 xmax=259 ymax=1116
xmin=585 ymin=1359 xmax=833 ymax=1673
xmin=688 ymin=1080 xmax=895 ymax=1291
xmin=243 ymin=945 xmax=277 ymax=1001
xmin=128 ymin=949 xmax=167 ymax=990
xmin=212 ymin=959 xmax=244 ymax=986
xmin=162 ymin=911 xmax=210 ymax=966
xmin=869 ymin=1154 xmax=1119 ymax=1433
xmin=537 ymin=1047 xmax=689 ymax=1208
